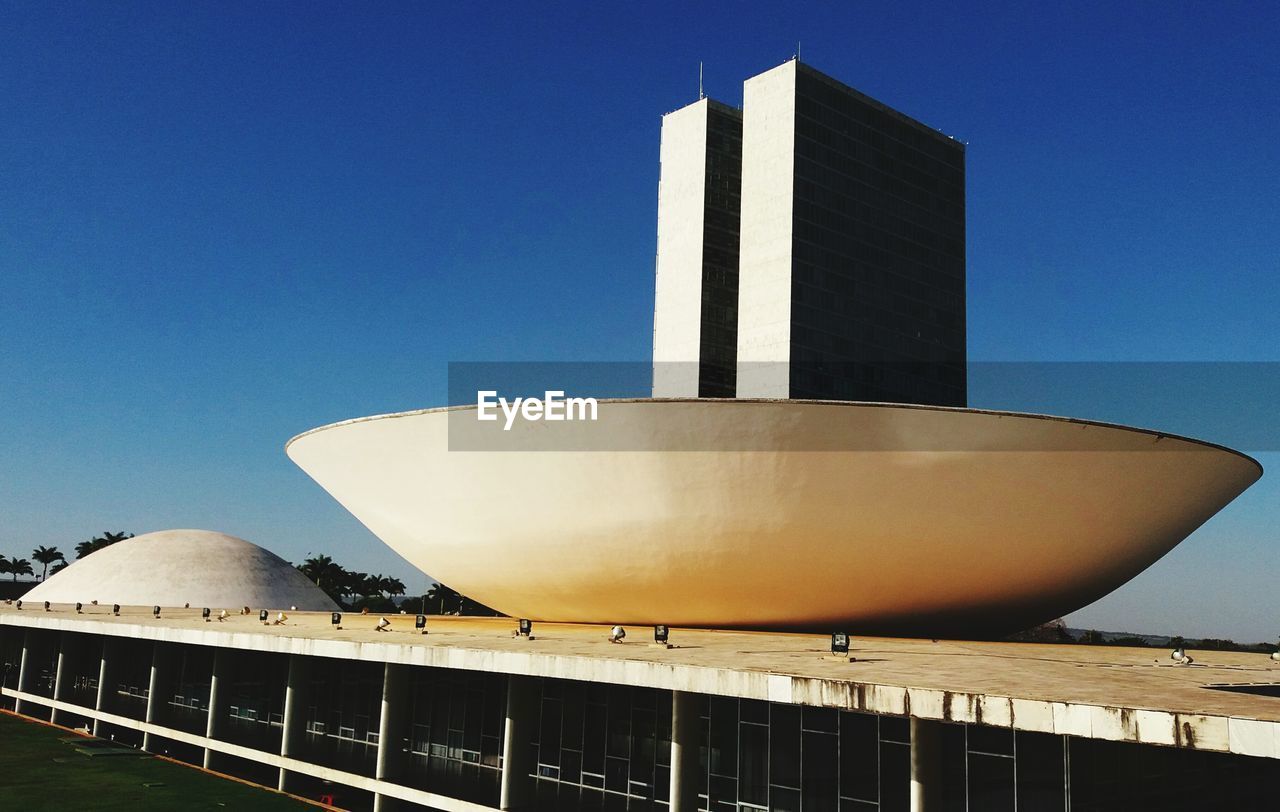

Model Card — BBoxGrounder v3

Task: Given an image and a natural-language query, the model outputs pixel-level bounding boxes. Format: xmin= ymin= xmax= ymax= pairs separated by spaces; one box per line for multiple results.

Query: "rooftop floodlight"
xmin=608 ymin=625 xmax=626 ymax=643
xmin=415 ymin=614 xmax=427 ymax=634
xmin=15 ymin=600 xmax=22 ymax=610
xmin=331 ymin=612 xmax=342 ymax=630
xmin=202 ymin=607 xmax=211 ymax=621
xmin=376 ymin=616 xmax=391 ymax=632
xmin=259 ymin=609 xmax=269 ymax=623
xmin=518 ymin=618 xmax=532 ymax=637
xmin=1171 ymin=648 xmax=1193 ymax=665
xmin=831 ymin=632 xmax=851 ymax=656
xmin=153 ymin=605 xmax=161 ymax=617
xmin=112 ymin=604 xmax=120 ymax=616
xmin=75 ymin=602 xmax=83 ymax=614
xmin=44 ymin=601 xmax=51 ymax=612
xmin=654 ymin=625 xmax=670 ymax=644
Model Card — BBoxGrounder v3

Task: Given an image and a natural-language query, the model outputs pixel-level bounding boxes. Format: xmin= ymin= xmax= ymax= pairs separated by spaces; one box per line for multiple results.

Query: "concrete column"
xmin=49 ymin=636 xmax=67 ymax=725
xmin=669 ymin=691 xmax=701 ymax=812
xmin=203 ymin=649 xmax=228 ymax=770
xmin=910 ymin=717 xmax=943 ymax=812
xmin=142 ymin=642 xmax=164 ymax=752
xmin=499 ymin=674 xmax=540 ymax=811
xmin=92 ymin=637 xmax=112 ymax=737
xmin=278 ymin=654 xmax=309 ymax=793
xmin=14 ymin=628 xmax=31 ymax=715
xmin=373 ymin=663 xmax=411 ymax=812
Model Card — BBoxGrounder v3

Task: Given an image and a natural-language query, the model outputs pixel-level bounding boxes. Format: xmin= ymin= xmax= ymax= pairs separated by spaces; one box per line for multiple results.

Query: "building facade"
xmin=652 ymin=98 xmax=743 ymax=398
xmin=5 ymin=611 xmax=1280 ymax=812
xmin=653 ymin=61 xmax=966 ymax=405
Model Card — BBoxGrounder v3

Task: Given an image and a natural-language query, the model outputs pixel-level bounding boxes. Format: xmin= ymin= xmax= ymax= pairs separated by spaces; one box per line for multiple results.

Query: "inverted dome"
xmin=24 ymin=529 xmax=339 ymax=611
xmin=288 ymin=398 xmax=1260 ymax=636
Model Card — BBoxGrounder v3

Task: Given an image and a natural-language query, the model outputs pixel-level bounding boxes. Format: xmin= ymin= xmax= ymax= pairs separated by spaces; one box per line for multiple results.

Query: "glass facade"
xmin=105 ymin=636 xmax=154 ymax=722
xmin=219 ymin=648 xmax=289 ymax=753
xmin=299 ymin=656 xmax=383 ymax=777
xmin=0 ymin=625 xmax=22 ymax=711
xmin=24 ymin=627 xmax=58 ymax=699
xmin=401 ymin=665 xmax=506 ymax=806
xmin=697 ymin=101 xmax=743 ymax=398
xmin=62 ymin=632 xmax=104 ymax=711
xmin=699 ymin=696 xmax=908 ymax=812
xmin=529 ymin=679 xmax=672 ymax=811
xmin=789 ymin=64 xmax=966 ymax=407
xmin=153 ymin=642 xmax=213 ymax=734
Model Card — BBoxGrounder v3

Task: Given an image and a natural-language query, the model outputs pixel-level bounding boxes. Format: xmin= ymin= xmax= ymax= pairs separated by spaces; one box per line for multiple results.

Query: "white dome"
xmin=24 ymin=529 xmax=340 ymax=612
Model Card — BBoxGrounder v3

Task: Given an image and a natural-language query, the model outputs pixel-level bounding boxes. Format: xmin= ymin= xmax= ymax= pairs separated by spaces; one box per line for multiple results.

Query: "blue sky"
xmin=1 ymin=3 xmax=1276 ymax=640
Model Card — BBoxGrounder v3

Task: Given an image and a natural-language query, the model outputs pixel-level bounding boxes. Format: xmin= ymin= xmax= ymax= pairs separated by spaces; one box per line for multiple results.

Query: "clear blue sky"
xmin=1 ymin=3 xmax=1276 ymax=640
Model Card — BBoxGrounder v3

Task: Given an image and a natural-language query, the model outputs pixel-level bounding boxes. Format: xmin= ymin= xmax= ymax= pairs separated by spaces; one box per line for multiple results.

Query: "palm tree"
xmin=425 ymin=582 xmax=462 ymax=614
xmin=75 ymin=531 xmax=133 ymax=559
xmin=8 ymin=558 xmax=33 ymax=582
xmin=342 ymin=570 xmax=371 ymax=601
xmin=31 ymin=545 xmax=65 ymax=581
xmin=380 ymin=576 xmax=406 ymax=598
xmin=296 ymin=555 xmax=348 ymax=605
xmin=0 ymin=555 xmax=10 ymax=580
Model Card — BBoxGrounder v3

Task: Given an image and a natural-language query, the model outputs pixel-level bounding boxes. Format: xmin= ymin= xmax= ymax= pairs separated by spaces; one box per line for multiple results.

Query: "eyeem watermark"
xmin=476 ymin=390 xmax=598 ymax=431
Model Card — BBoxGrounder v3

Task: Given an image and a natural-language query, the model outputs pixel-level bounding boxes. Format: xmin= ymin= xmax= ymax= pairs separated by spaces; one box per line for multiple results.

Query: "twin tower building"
xmin=651 ymin=60 xmax=968 ymax=406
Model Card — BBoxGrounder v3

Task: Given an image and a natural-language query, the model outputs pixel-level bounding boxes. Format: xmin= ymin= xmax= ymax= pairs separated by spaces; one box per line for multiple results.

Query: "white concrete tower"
xmin=652 ymin=97 xmax=742 ymax=398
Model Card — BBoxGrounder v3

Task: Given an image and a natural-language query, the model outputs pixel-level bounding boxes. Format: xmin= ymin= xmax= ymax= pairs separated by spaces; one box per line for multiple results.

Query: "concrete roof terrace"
xmin=6 ymin=604 xmax=1280 ymax=760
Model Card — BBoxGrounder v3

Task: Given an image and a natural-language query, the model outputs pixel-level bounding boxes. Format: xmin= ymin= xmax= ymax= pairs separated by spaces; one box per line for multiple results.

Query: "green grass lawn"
xmin=0 ymin=712 xmax=315 ymax=811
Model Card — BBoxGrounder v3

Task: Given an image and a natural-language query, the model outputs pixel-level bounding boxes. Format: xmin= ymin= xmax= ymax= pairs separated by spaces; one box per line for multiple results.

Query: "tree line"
xmin=0 ymin=531 xmax=134 ymax=582
xmin=296 ymin=554 xmax=499 ymax=616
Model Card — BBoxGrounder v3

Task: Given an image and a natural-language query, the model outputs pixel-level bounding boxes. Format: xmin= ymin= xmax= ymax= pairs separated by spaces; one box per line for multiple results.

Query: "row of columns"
xmin=8 ymin=630 xmax=948 ymax=811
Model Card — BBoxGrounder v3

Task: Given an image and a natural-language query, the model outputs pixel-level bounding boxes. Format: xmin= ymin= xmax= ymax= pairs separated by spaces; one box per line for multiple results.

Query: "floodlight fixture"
xmin=654 ymin=625 xmax=670 ymax=644
xmin=153 ymin=605 xmax=161 ymax=617
xmin=259 ymin=609 xmax=269 ymax=623
xmin=331 ymin=612 xmax=342 ymax=626
xmin=608 ymin=625 xmax=626 ymax=643
xmin=15 ymin=600 xmax=22 ymax=610
xmin=376 ymin=616 xmax=391 ymax=631
xmin=44 ymin=601 xmax=51 ymax=612
xmin=518 ymin=618 xmax=532 ymax=637
xmin=202 ymin=607 xmax=211 ymax=621
xmin=415 ymin=614 xmax=427 ymax=633
xmin=1171 ymin=648 xmax=1193 ymax=665
xmin=112 ymin=604 xmax=120 ymax=616
xmin=831 ymin=633 xmax=851 ymax=656
xmin=75 ymin=602 xmax=83 ymax=614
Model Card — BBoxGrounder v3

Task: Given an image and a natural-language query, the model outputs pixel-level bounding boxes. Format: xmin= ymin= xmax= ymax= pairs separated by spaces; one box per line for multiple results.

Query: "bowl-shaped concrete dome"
xmin=24 ymin=529 xmax=339 ymax=611
xmin=287 ymin=399 xmax=1261 ymax=636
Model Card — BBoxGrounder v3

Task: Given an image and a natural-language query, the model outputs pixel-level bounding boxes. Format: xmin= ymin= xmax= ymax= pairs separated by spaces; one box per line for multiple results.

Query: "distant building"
xmin=23 ymin=529 xmax=338 ymax=612
xmin=653 ymin=61 xmax=966 ymax=405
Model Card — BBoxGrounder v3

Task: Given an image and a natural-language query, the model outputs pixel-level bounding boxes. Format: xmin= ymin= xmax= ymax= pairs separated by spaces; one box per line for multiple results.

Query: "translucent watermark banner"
xmin=445 ymin=361 xmax=1280 ymax=452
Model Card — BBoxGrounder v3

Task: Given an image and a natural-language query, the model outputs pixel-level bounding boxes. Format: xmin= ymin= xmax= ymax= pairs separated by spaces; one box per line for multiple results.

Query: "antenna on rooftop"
xmin=796 ymin=41 xmax=801 ymax=62
xmin=699 ymin=61 xmax=705 ymax=100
